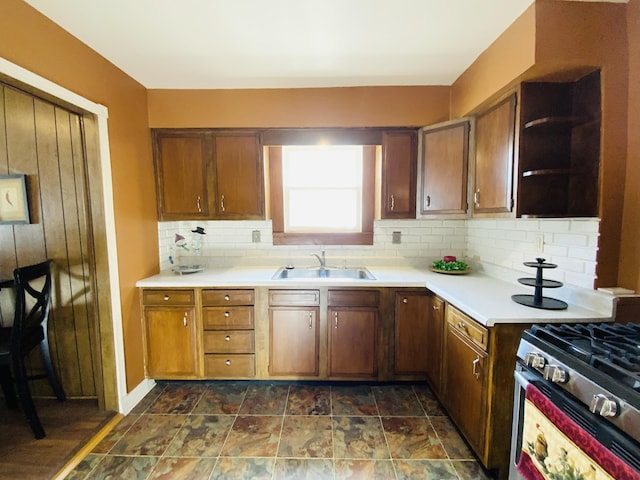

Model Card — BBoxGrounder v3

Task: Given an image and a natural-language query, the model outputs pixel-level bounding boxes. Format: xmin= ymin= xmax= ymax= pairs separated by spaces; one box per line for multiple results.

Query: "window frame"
xmin=268 ymin=145 xmax=375 ymax=245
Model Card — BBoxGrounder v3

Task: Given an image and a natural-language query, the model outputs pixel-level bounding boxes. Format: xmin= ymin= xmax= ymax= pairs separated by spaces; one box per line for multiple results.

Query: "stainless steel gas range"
xmin=509 ymin=323 xmax=640 ymax=480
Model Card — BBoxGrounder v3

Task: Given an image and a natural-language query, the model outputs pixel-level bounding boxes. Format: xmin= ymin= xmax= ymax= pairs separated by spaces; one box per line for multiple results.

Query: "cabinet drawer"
xmin=142 ymin=289 xmax=194 ymax=306
xmin=204 ymin=354 xmax=255 ymax=377
xmin=328 ymin=289 xmax=379 ymax=307
xmin=203 ymin=307 xmax=254 ymax=329
xmin=269 ymin=289 xmax=320 ymax=306
xmin=203 ymin=330 xmax=254 ymax=354
xmin=202 ymin=289 xmax=254 ymax=306
xmin=446 ymin=305 xmax=488 ymax=350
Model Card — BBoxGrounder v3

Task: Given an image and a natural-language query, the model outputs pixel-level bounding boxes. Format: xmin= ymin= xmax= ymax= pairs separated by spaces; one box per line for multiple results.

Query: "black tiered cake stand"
xmin=511 ymin=257 xmax=568 ymax=310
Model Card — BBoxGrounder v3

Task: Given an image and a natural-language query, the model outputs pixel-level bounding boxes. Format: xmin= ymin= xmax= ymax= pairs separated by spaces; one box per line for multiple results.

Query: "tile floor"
xmin=66 ymin=382 xmax=494 ymax=479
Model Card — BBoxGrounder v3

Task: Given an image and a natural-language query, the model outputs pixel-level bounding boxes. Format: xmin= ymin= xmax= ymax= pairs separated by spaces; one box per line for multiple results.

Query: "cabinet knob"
xmin=224 ymin=295 xmax=230 ymax=301
xmin=224 ymin=311 xmax=230 ymax=317
xmin=163 ymin=295 xmax=169 ymax=301
xmin=225 ymin=359 xmax=231 ymax=366
xmin=402 ymin=297 xmax=408 ymax=304
xmin=432 ymin=304 xmax=439 ymax=311
xmin=225 ymin=335 xmax=231 ymax=342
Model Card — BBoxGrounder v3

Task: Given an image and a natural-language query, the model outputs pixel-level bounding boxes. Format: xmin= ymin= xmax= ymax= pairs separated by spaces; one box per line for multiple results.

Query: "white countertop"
xmin=136 ymin=265 xmax=614 ymax=327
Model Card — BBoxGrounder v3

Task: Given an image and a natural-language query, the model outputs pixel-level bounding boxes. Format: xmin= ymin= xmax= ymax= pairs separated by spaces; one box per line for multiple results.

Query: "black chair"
xmin=0 ymin=260 xmax=66 ymax=439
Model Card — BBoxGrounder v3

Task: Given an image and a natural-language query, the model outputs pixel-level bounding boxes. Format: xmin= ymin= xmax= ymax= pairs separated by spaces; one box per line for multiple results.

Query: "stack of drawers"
xmin=202 ymin=289 xmax=255 ymax=378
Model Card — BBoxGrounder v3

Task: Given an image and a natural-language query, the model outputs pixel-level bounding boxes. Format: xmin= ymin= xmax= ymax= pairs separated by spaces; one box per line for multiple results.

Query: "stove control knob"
xmin=590 ymin=394 xmax=618 ymax=417
xmin=543 ymin=365 xmax=568 ymax=384
xmin=524 ymin=352 xmax=546 ymax=370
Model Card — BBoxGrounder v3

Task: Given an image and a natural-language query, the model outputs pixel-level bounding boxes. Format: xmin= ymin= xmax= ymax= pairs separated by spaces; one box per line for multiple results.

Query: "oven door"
xmin=509 ymin=365 xmax=640 ymax=480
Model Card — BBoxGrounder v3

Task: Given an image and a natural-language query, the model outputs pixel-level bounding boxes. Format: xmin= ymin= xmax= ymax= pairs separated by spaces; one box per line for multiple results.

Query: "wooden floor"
xmin=0 ymin=397 xmax=115 ymax=480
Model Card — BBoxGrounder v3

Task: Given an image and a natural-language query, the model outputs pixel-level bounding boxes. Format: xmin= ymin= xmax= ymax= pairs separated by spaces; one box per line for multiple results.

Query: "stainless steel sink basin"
xmin=272 ymin=267 xmax=375 ymax=280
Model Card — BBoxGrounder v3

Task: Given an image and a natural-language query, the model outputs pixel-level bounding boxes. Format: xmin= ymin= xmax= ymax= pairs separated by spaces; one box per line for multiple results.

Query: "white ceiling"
xmin=24 ymin=0 xmax=541 ymax=89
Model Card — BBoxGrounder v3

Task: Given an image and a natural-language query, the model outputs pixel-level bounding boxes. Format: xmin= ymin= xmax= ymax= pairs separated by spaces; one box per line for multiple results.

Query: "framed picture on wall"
xmin=0 ymin=174 xmax=30 ymax=224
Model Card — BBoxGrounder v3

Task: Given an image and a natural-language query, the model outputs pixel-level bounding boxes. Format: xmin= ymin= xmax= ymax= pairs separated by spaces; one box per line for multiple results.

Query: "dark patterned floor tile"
xmin=147 ymin=383 xmax=206 ymax=414
xmin=147 ymin=457 xmax=217 ymax=479
xmin=65 ymin=453 xmax=105 ymax=480
xmin=164 ymin=414 xmax=234 ymax=457
xmin=372 ymin=385 xmax=424 ymax=416
xmin=130 ymin=384 xmax=166 ymax=414
xmin=451 ymin=459 xmax=494 ymax=479
xmin=221 ymin=415 xmax=283 ymax=457
xmin=382 ymin=417 xmax=447 ymax=459
xmin=91 ymin=414 xmax=140 ymax=454
xmin=334 ymin=459 xmax=397 ymax=480
xmin=238 ymin=384 xmax=289 ymax=415
xmin=274 ymin=458 xmax=334 ymax=480
xmin=193 ymin=383 xmax=247 ymax=414
xmin=83 ymin=454 xmax=159 ymax=480
xmin=394 ymin=459 xmax=459 ymax=480
xmin=332 ymin=416 xmax=390 ymax=459
xmin=110 ymin=414 xmax=187 ymax=456
xmin=430 ymin=416 xmax=475 ymax=459
xmin=413 ymin=385 xmax=446 ymax=416
xmin=331 ymin=385 xmax=378 ymax=416
xmin=278 ymin=415 xmax=333 ymax=458
xmin=210 ymin=457 xmax=275 ymax=479
xmin=286 ymin=385 xmax=331 ymax=415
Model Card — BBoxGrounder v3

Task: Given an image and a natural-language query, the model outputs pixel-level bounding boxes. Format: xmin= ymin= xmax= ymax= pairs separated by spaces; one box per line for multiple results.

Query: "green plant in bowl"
xmin=432 ymin=259 xmax=469 ymax=271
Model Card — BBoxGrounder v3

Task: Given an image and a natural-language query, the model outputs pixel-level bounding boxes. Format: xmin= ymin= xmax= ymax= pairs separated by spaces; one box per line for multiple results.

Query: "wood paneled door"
xmin=0 ymin=83 xmax=102 ymax=400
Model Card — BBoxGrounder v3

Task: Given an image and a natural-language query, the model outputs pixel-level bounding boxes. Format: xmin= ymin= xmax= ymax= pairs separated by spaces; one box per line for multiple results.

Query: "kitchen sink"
xmin=272 ymin=267 xmax=376 ymax=280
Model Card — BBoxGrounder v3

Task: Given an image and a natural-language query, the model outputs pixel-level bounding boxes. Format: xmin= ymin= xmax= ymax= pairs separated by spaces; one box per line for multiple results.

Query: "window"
xmin=268 ymin=143 xmax=376 ymax=246
xmin=283 ymin=146 xmax=363 ymax=233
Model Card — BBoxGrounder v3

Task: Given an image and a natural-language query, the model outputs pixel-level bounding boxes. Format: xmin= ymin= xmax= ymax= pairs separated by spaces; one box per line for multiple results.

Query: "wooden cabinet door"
xmin=328 ymin=307 xmax=377 ymax=377
xmin=153 ymin=133 xmax=208 ymax=220
xmin=381 ymin=130 xmax=417 ymax=219
xmin=212 ymin=132 xmax=264 ymax=219
xmin=425 ymin=296 xmax=445 ymax=395
xmin=420 ymin=120 xmax=469 ymax=216
xmin=269 ymin=307 xmax=319 ymax=376
xmin=443 ymin=325 xmax=488 ymax=456
xmin=144 ymin=307 xmax=198 ymax=378
xmin=473 ymin=94 xmax=516 ymax=215
xmin=394 ymin=292 xmax=429 ymax=375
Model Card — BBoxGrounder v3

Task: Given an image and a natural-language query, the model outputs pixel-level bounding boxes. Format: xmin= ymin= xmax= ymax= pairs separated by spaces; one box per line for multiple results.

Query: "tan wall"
xmin=0 ymin=0 xmax=158 ymax=392
xmin=450 ymin=4 xmax=536 ymax=117
xmin=619 ymin=0 xmax=640 ymax=292
xmin=148 ymin=86 xmax=451 ymax=128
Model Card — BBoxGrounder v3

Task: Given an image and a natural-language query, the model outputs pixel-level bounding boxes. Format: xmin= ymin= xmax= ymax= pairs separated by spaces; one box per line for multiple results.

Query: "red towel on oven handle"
xmin=516 ymin=382 xmax=640 ymax=480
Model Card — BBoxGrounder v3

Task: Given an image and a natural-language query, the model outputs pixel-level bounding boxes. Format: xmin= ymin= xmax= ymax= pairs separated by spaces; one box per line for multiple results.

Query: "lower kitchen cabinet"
xmin=394 ymin=292 xmax=429 ymax=375
xmin=328 ymin=289 xmax=379 ymax=378
xmin=425 ymin=295 xmax=445 ymax=394
xmin=444 ymin=314 xmax=488 ymax=455
xmin=442 ymin=304 xmax=529 ymax=480
xmin=141 ymin=289 xmax=200 ymax=379
xmin=202 ymin=289 xmax=256 ymax=378
xmin=268 ymin=290 xmax=320 ymax=377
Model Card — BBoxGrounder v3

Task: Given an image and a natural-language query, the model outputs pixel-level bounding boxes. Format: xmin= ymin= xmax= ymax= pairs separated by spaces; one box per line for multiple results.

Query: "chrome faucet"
xmin=312 ymin=250 xmax=326 ymax=268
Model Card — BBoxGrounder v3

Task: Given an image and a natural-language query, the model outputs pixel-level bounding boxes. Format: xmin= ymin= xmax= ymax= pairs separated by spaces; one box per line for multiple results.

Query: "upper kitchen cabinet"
xmin=211 ymin=131 xmax=265 ymax=219
xmin=381 ymin=129 xmax=417 ymax=219
xmin=472 ymin=94 xmax=517 ymax=216
xmin=152 ymin=131 xmax=209 ymax=220
xmin=419 ymin=119 xmax=470 ymax=217
xmin=152 ymin=129 xmax=265 ymax=221
xmin=517 ymin=70 xmax=601 ymax=218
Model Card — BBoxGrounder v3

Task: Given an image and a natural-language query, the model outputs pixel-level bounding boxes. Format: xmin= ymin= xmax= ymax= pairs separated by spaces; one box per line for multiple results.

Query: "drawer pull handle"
xmin=402 ymin=297 xmax=408 ymax=304
xmin=309 ymin=312 xmax=313 ymax=329
xmin=472 ymin=356 xmax=480 ymax=380
xmin=458 ymin=321 xmax=467 ymax=332
xmin=224 ymin=311 xmax=230 ymax=317
xmin=425 ymin=195 xmax=431 ymax=208
xmin=225 ymin=336 xmax=231 ymax=341
xmin=334 ymin=312 xmax=339 ymax=329
xmin=196 ymin=195 xmax=201 ymax=213
xmin=390 ymin=194 xmax=395 ymax=211
xmin=225 ymin=359 xmax=231 ymax=366
xmin=432 ymin=305 xmax=439 ymax=311
xmin=183 ymin=313 xmax=188 ymax=328
xmin=224 ymin=295 xmax=230 ymax=301
xmin=221 ymin=194 xmax=225 ymax=212
xmin=163 ymin=295 xmax=169 ymax=301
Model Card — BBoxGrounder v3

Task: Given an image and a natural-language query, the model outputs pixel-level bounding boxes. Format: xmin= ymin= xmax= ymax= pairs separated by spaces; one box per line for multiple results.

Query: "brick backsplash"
xmin=158 ymin=217 xmax=600 ymax=289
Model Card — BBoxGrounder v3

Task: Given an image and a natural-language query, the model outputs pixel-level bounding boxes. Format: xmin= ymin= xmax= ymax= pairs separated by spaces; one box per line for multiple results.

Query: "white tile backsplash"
xmin=158 ymin=217 xmax=600 ymax=289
